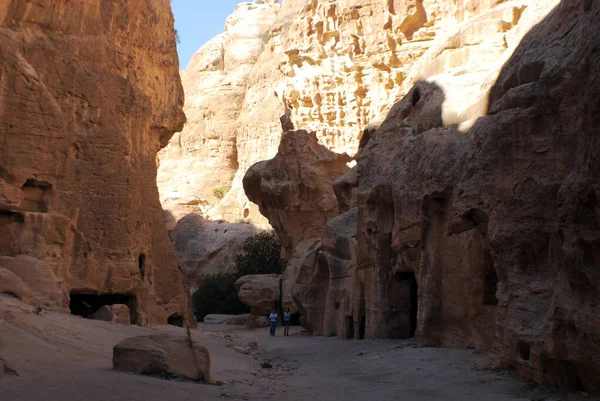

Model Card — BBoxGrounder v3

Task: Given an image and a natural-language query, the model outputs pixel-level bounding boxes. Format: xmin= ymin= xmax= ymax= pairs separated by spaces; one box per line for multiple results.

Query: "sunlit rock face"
xmin=0 ymin=0 xmax=193 ymax=325
xmin=159 ymin=0 xmax=527 ymax=227
xmin=157 ymin=1 xmax=280 ymax=228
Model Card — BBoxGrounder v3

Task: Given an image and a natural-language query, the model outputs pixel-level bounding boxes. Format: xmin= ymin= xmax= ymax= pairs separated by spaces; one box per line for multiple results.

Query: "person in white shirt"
xmin=269 ymin=310 xmax=278 ymax=337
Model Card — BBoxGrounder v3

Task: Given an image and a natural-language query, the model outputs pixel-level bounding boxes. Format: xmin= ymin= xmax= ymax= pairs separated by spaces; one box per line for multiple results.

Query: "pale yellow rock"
xmin=157 ymin=1 xmax=280 ymax=228
xmin=159 ymin=0 xmax=556 ymax=229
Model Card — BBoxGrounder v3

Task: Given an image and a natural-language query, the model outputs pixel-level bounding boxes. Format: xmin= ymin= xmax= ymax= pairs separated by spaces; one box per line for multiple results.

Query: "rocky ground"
xmin=0 ymin=295 xmax=596 ymax=401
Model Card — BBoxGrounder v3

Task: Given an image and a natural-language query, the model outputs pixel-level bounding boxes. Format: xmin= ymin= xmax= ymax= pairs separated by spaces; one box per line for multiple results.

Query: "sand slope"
xmin=0 ymin=296 xmax=596 ymax=401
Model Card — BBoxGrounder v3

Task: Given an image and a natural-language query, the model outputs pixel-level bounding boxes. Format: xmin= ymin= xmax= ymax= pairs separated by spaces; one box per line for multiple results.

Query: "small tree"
xmin=191 ymin=231 xmax=287 ymax=322
xmin=235 ymin=231 xmax=287 ymax=277
xmin=192 ymin=273 xmax=249 ymax=321
xmin=212 ymin=185 xmax=230 ymax=199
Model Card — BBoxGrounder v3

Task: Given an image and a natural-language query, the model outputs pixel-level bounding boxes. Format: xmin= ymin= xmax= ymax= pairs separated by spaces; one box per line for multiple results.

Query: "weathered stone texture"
xmin=159 ymin=0 xmax=521 ymax=227
xmin=157 ymin=0 xmax=280 ymax=228
xmin=169 ymin=214 xmax=258 ymax=292
xmin=242 ymin=0 xmax=600 ymax=392
xmin=244 ymin=130 xmax=351 ymax=309
xmin=0 ymin=0 xmax=192 ymax=325
xmin=92 ymin=304 xmax=131 ymax=325
xmin=113 ymin=334 xmax=211 ymax=382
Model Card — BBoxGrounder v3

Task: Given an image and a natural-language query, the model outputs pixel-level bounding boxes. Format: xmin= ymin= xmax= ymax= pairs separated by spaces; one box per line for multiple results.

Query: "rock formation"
xmin=157 ymin=0 xmax=281 ymax=228
xmin=244 ymin=130 xmax=352 ymax=309
xmin=160 ymin=0 xmax=517 ymax=227
xmin=169 ymin=214 xmax=258 ymax=291
xmin=241 ymin=0 xmax=600 ymax=392
xmin=92 ymin=304 xmax=131 ymax=325
xmin=0 ymin=0 xmax=192 ymax=326
xmin=235 ymin=274 xmax=281 ymax=327
xmin=113 ymin=334 xmax=211 ymax=382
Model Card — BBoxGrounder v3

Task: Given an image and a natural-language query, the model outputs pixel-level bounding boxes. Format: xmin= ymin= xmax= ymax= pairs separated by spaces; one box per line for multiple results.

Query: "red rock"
xmin=113 ymin=334 xmax=211 ymax=382
xmin=0 ymin=1 xmax=192 ymax=326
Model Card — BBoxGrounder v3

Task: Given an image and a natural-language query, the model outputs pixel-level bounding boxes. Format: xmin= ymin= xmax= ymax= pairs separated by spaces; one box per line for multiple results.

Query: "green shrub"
xmin=212 ymin=185 xmax=230 ymax=199
xmin=235 ymin=231 xmax=287 ymax=277
xmin=192 ymin=273 xmax=249 ymax=322
xmin=191 ymin=231 xmax=287 ymax=322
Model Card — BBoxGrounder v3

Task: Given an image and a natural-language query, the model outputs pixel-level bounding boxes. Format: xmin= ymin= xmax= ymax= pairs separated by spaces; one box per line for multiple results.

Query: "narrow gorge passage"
xmin=1 ymin=0 xmax=599 ymax=398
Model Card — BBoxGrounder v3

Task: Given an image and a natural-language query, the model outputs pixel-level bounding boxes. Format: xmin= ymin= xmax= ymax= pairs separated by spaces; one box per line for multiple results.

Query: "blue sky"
xmin=172 ymin=1 xmax=247 ymax=70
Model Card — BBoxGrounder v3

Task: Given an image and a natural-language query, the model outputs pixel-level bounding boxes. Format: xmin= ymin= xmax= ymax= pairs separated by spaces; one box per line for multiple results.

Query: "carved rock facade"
xmin=0 ymin=0 xmax=192 ymax=325
xmin=244 ymin=0 xmax=600 ymax=392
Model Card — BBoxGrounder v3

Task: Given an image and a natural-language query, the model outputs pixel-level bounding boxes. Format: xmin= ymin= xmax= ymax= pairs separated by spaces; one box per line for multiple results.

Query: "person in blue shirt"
xmin=269 ymin=310 xmax=278 ymax=337
xmin=283 ymin=308 xmax=292 ymax=336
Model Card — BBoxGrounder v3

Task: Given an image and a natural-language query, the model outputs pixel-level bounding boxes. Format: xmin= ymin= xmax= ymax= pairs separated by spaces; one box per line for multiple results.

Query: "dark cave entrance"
xmin=482 ymin=248 xmax=498 ymax=306
xmin=389 ymin=271 xmax=418 ymax=338
xmin=168 ymin=313 xmax=183 ymax=327
xmin=345 ymin=316 xmax=354 ymax=339
xmin=69 ymin=293 xmax=136 ymax=323
xmin=290 ymin=312 xmax=302 ymax=326
xmin=138 ymin=253 xmax=146 ymax=280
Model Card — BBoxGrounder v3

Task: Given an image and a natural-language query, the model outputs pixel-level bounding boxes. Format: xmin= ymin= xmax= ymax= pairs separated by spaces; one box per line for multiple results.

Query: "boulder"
xmin=232 ymin=346 xmax=251 ymax=355
xmin=248 ymin=315 xmax=270 ymax=328
xmin=203 ymin=314 xmax=249 ymax=325
xmin=113 ymin=335 xmax=211 ymax=383
xmin=92 ymin=304 xmax=131 ymax=325
xmin=0 ymin=267 xmax=32 ymax=303
xmin=169 ymin=214 xmax=257 ymax=291
xmin=235 ymin=274 xmax=281 ymax=316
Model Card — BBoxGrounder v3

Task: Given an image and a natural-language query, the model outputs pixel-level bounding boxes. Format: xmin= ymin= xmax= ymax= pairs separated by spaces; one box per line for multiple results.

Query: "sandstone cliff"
xmin=157 ymin=0 xmax=281 ymax=228
xmin=242 ymin=0 xmax=600 ymax=392
xmin=160 ymin=0 xmax=514 ymax=227
xmin=0 ymin=0 xmax=192 ymax=325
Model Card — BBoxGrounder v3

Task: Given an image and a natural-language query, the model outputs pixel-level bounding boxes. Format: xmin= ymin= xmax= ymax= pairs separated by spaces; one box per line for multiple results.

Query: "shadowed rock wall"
xmin=244 ymin=0 xmax=600 ymax=391
xmin=0 ymin=0 xmax=193 ymax=325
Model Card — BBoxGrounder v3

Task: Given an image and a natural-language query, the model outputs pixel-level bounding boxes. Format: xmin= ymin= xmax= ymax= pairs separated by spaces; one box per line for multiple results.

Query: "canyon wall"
xmin=242 ymin=0 xmax=600 ymax=393
xmin=0 ymin=0 xmax=192 ymax=326
xmin=159 ymin=0 xmax=513 ymax=227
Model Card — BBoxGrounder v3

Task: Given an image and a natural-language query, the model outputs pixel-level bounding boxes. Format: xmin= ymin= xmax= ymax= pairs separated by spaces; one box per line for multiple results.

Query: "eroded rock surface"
xmin=92 ymin=304 xmax=131 ymax=325
xmin=203 ymin=314 xmax=249 ymax=326
xmin=159 ymin=0 xmax=526 ymax=227
xmin=274 ymin=0 xmax=600 ymax=392
xmin=169 ymin=214 xmax=258 ymax=291
xmin=244 ymin=130 xmax=351 ymax=309
xmin=157 ymin=0 xmax=281 ymax=227
xmin=235 ymin=274 xmax=281 ymax=327
xmin=0 ymin=1 xmax=192 ymax=325
xmin=113 ymin=334 xmax=211 ymax=382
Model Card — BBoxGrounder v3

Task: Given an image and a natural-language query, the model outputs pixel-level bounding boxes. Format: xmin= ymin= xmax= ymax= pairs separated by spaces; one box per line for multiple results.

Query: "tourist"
xmin=269 ymin=309 xmax=278 ymax=337
xmin=283 ymin=308 xmax=292 ymax=336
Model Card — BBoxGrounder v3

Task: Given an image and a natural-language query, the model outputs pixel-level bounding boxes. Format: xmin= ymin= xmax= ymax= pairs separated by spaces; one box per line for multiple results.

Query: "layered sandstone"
xmin=157 ymin=0 xmax=281 ymax=228
xmin=160 ymin=0 xmax=517 ymax=227
xmin=242 ymin=0 xmax=600 ymax=392
xmin=0 ymin=0 xmax=192 ymax=325
xmin=244 ymin=130 xmax=351 ymax=309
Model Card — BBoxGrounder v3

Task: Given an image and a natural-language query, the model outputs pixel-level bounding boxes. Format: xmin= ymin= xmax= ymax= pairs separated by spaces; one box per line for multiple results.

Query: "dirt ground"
xmin=0 ymin=296 xmax=597 ymax=401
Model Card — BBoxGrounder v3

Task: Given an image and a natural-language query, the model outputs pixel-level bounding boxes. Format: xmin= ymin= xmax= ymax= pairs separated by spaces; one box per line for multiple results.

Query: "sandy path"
xmin=0 ymin=296 xmax=597 ymax=401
